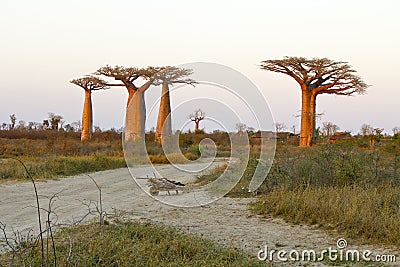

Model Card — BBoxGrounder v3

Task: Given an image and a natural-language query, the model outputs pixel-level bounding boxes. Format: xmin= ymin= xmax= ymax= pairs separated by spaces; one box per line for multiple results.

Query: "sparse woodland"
xmin=1 ymin=57 xmax=399 ymax=266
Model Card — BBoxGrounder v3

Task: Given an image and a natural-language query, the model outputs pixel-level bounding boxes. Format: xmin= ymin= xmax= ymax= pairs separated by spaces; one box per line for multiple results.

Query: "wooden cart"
xmin=139 ymin=177 xmax=187 ymax=196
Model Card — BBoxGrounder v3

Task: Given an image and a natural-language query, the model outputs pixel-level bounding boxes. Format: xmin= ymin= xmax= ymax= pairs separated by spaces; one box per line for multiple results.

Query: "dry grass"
xmin=0 ymin=221 xmax=265 ymax=266
xmin=0 ymin=155 xmax=126 ymax=182
xmin=250 ymin=184 xmax=400 ymax=246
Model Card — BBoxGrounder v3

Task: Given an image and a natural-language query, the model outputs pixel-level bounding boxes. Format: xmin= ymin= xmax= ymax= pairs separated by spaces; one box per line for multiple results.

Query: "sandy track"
xmin=1 ymin=162 xmax=399 ymax=266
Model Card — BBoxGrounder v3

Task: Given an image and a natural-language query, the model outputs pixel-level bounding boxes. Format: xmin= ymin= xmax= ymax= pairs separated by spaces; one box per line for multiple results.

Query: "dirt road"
xmin=1 ymin=161 xmax=399 ymax=266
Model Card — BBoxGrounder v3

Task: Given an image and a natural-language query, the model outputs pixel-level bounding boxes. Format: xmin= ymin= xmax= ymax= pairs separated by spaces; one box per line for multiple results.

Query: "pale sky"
xmin=0 ymin=0 xmax=399 ymax=134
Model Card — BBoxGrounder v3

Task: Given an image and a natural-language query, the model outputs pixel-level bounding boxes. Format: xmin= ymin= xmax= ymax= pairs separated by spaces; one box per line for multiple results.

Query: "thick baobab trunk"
xmin=156 ymin=82 xmax=172 ymax=143
xmin=81 ymin=90 xmax=93 ymax=142
xmin=125 ymin=89 xmax=145 ymax=141
xmin=299 ymin=90 xmax=316 ymax=147
xmin=124 ymin=81 xmax=153 ymax=142
xmin=195 ymin=121 xmax=199 ymax=131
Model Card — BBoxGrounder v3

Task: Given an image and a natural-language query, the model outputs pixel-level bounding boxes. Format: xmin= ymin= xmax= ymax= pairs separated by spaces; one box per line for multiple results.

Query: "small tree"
xmin=48 ymin=113 xmax=63 ymax=130
xmin=360 ymin=124 xmax=374 ymax=136
xmin=370 ymin=128 xmax=384 ymax=149
xmin=291 ymin=125 xmax=296 ymax=134
xmin=322 ymin=121 xmax=340 ymax=137
xmin=71 ymin=121 xmax=82 ymax=132
xmin=9 ymin=114 xmax=16 ymax=129
xmin=42 ymin=120 xmax=50 ymax=130
xmin=274 ymin=122 xmax=287 ymax=133
xmin=17 ymin=120 xmax=26 ymax=130
xmin=235 ymin=123 xmax=248 ymax=136
xmin=189 ymin=109 xmax=205 ymax=132
xmin=392 ymin=127 xmax=400 ymax=136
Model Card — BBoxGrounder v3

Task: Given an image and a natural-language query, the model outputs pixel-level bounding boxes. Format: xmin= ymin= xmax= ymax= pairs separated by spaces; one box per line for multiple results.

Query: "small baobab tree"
xmin=95 ymin=65 xmax=159 ymax=141
xmin=260 ymin=57 xmax=368 ymax=147
xmin=70 ymin=76 xmax=109 ymax=141
xmin=153 ymin=66 xmax=196 ymax=144
xmin=189 ymin=109 xmax=205 ymax=132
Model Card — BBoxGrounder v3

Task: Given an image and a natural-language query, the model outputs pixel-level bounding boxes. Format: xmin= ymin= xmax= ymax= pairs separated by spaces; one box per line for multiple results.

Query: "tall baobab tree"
xmin=95 ymin=66 xmax=159 ymax=141
xmin=70 ymin=76 xmax=109 ymax=141
xmin=189 ymin=109 xmax=205 ymax=132
xmin=154 ymin=66 xmax=196 ymax=144
xmin=260 ymin=57 xmax=368 ymax=146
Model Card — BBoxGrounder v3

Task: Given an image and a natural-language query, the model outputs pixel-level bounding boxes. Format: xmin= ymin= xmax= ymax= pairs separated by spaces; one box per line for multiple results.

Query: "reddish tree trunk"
xmin=195 ymin=121 xmax=199 ymax=131
xmin=156 ymin=82 xmax=172 ymax=143
xmin=299 ymin=90 xmax=316 ymax=147
xmin=81 ymin=90 xmax=92 ymax=142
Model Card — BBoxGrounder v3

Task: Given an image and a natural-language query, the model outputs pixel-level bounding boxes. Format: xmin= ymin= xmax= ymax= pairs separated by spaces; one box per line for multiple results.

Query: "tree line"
xmin=0 ymin=113 xmax=84 ymax=132
xmin=4 ymin=56 xmax=391 ymax=147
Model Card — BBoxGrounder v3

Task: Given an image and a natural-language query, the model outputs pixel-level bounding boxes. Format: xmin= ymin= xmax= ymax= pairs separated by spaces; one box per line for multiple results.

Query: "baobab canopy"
xmin=95 ymin=65 xmax=161 ymax=141
xmin=152 ymin=66 xmax=196 ymax=86
xmin=260 ymin=57 xmax=368 ymax=96
xmin=260 ymin=56 xmax=369 ymax=146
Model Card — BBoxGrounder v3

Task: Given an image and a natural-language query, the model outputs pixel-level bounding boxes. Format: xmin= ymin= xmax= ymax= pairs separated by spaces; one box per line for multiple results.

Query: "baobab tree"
xmin=189 ymin=109 xmax=205 ymax=132
xmin=260 ymin=57 xmax=368 ymax=147
xmin=95 ymin=65 xmax=159 ymax=141
xmin=153 ymin=66 xmax=196 ymax=144
xmin=70 ymin=76 xmax=109 ymax=141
